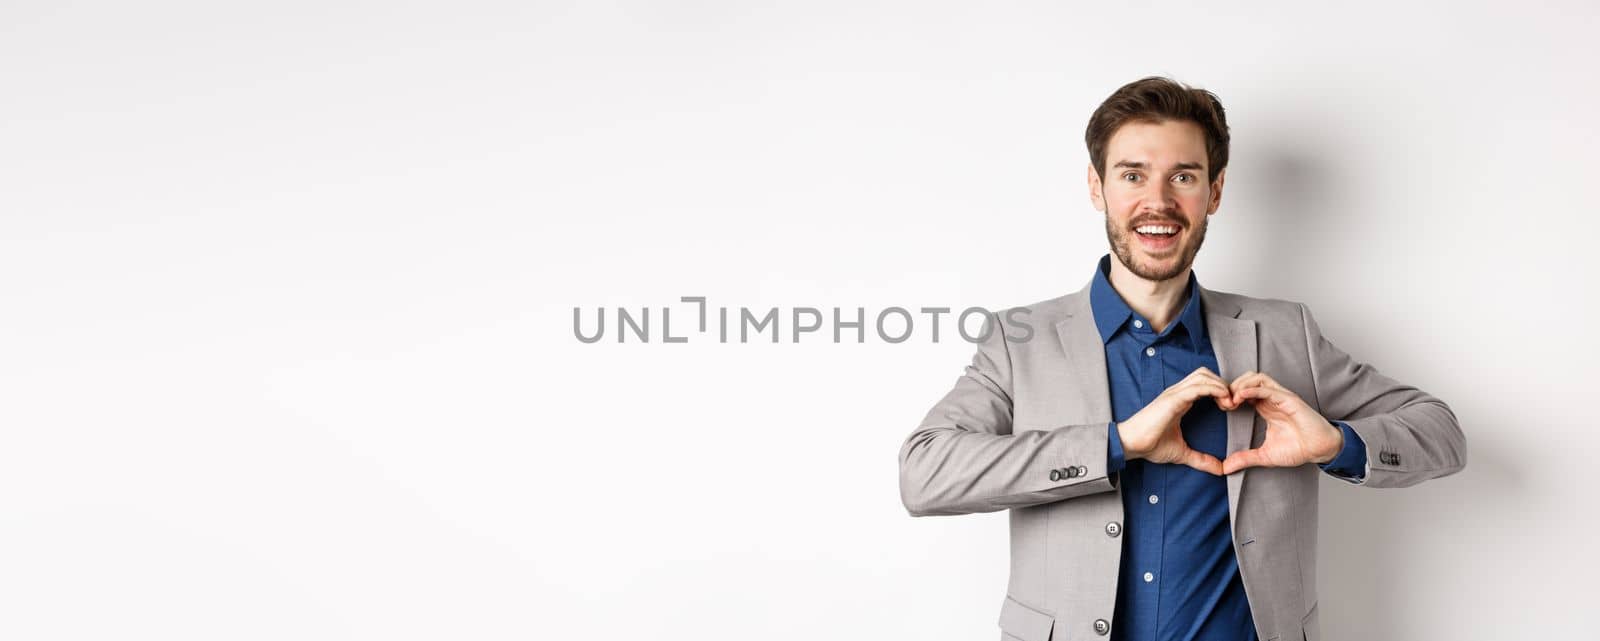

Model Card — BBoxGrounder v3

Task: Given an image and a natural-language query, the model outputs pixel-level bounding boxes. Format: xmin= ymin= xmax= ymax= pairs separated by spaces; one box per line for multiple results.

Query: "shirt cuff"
xmin=1318 ymin=420 xmax=1367 ymax=481
xmin=1107 ymin=421 xmax=1126 ymax=474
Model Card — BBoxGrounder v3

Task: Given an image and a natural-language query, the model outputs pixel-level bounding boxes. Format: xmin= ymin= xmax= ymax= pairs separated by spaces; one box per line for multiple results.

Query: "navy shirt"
xmin=1088 ymin=255 xmax=1366 ymax=641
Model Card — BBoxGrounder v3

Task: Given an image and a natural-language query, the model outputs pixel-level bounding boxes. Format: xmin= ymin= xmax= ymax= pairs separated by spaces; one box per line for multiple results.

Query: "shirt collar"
xmin=1088 ymin=253 xmax=1210 ymax=349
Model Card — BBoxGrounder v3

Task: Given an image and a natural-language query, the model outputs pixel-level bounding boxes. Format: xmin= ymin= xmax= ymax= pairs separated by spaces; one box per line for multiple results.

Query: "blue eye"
xmin=1122 ymin=173 xmax=1141 ymax=182
xmin=1174 ymin=174 xmax=1193 ymax=184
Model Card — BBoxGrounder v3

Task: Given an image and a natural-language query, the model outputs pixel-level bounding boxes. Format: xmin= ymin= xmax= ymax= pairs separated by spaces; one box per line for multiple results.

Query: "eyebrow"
xmin=1112 ymin=160 xmax=1205 ymax=171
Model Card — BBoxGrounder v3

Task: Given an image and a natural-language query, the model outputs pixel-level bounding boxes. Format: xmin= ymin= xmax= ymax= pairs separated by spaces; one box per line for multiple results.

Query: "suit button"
xmin=1105 ymin=521 xmax=1121 ymax=537
xmin=1077 ymin=465 xmax=1088 ymax=476
xmin=1049 ymin=469 xmax=1062 ymax=482
xmin=1066 ymin=467 xmax=1079 ymax=479
xmin=1093 ymin=618 xmax=1110 ymax=635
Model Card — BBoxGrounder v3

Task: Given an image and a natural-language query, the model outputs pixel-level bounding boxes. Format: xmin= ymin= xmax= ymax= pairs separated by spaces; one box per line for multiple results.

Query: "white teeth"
xmin=1136 ymin=225 xmax=1178 ymax=235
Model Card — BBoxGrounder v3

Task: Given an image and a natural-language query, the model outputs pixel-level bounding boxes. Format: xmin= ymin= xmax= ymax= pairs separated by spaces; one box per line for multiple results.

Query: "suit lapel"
xmin=1055 ymin=282 xmax=1114 ymax=426
xmin=1200 ymin=287 xmax=1257 ymax=521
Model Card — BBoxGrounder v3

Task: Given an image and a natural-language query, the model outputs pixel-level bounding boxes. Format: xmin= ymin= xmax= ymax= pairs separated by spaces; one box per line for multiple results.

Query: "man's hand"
xmin=1118 ymin=367 xmax=1237 ymax=475
xmin=1220 ymin=371 xmax=1345 ymax=475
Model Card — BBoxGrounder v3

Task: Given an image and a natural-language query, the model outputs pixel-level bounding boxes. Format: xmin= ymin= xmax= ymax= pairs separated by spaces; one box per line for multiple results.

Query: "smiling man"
xmin=898 ymin=77 xmax=1467 ymax=641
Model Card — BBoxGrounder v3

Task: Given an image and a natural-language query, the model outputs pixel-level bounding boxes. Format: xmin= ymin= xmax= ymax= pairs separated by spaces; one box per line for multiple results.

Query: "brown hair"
xmin=1085 ymin=76 xmax=1230 ymax=183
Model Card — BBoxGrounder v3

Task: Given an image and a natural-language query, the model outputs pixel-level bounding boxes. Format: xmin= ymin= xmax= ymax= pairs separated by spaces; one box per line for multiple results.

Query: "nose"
xmin=1141 ymin=181 xmax=1179 ymax=214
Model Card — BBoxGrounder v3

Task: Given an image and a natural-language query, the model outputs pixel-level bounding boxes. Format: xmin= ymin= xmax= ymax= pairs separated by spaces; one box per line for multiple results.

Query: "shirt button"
xmin=1144 ymin=347 xmax=1156 ymax=357
xmin=1143 ymin=572 xmax=1154 ymax=583
xmin=1148 ymin=494 xmax=1159 ymax=505
xmin=1133 ymin=319 xmax=1144 ymax=329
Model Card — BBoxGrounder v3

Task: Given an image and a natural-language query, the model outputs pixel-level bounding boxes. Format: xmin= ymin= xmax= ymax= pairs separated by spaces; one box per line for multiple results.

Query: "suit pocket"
xmin=998 ymin=595 xmax=1055 ymax=641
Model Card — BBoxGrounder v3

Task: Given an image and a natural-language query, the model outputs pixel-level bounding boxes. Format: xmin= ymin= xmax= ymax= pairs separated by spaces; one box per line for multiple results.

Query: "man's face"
xmin=1088 ymin=119 xmax=1225 ymax=283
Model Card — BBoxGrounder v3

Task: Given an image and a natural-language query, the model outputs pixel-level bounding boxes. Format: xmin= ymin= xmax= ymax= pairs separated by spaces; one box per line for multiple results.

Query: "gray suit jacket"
xmin=898 ymin=278 xmax=1467 ymax=641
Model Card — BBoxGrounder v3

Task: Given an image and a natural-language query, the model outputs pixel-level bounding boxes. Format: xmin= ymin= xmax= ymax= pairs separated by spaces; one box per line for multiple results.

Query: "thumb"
xmin=1222 ymin=448 xmax=1269 ymax=475
xmin=1181 ymin=448 xmax=1224 ymax=476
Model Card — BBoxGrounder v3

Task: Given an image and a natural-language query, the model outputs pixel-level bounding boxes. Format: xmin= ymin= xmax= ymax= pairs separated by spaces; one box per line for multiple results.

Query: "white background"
xmin=3 ymin=1 xmax=1596 ymax=639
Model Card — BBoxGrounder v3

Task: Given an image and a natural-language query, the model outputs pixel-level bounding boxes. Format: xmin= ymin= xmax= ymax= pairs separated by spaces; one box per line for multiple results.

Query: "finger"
xmin=1182 ymin=449 xmax=1225 ymax=476
xmin=1187 ymin=366 xmax=1225 ymax=385
xmin=1189 ymin=374 xmax=1240 ymax=409
xmin=1166 ymin=377 xmax=1222 ymax=400
xmin=1226 ymin=371 xmax=1262 ymax=406
xmin=1229 ymin=371 xmax=1267 ymax=393
xmin=1222 ymin=372 xmax=1273 ymax=407
xmin=1222 ymin=448 xmax=1271 ymax=475
xmin=1212 ymin=382 xmax=1242 ymax=410
xmin=1234 ymin=385 xmax=1292 ymax=410
xmin=1257 ymin=372 xmax=1287 ymax=391
xmin=1179 ymin=379 xmax=1235 ymax=409
xmin=1193 ymin=369 xmax=1238 ymax=408
xmin=1184 ymin=378 xmax=1230 ymax=397
xmin=1232 ymin=370 xmax=1288 ymax=394
xmin=1197 ymin=370 xmax=1239 ymax=399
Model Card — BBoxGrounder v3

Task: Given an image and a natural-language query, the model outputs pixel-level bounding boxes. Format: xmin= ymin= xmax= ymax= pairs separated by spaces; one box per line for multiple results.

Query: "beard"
xmin=1105 ymin=212 xmax=1209 ymax=282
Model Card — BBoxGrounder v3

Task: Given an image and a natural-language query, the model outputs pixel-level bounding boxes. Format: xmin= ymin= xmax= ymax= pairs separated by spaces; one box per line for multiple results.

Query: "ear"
xmin=1206 ymin=168 xmax=1226 ymax=216
xmin=1087 ymin=162 xmax=1105 ymax=212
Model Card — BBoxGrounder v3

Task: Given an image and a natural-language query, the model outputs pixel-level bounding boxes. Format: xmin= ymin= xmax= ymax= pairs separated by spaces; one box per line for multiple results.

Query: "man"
xmin=897 ymin=77 xmax=1467 ymax=641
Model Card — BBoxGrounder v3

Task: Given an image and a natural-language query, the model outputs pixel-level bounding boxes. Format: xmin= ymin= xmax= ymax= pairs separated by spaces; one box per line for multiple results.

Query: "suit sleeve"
xmin=899 ymin=312 xmax=1118 ymax=517
xmin=1301 ymin=303 xmax=1467 ymax=487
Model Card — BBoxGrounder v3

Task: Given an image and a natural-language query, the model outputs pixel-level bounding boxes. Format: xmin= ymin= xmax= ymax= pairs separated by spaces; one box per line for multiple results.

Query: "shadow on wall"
xmin=1232 ymin=145 xmax=1338 ymax=299
xmin=1235 ymin=137 xmax=1523 ymax=639
xmin=1316 ymin=403 xmax=1519 ymax=641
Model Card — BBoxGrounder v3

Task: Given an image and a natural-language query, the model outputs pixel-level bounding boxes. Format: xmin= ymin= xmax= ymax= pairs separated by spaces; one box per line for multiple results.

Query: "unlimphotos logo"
xmin=573 ymin=296 xmax=1036 ymax=344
